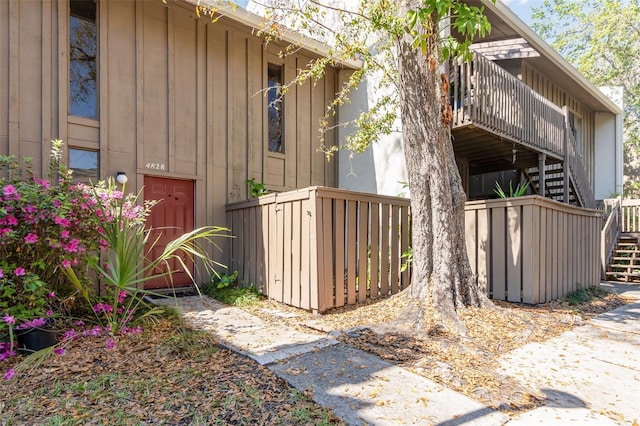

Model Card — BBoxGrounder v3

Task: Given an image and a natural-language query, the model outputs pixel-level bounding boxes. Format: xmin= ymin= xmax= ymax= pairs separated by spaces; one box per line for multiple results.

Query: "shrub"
xmin=0 ymin=141 xmax=106 ymax=334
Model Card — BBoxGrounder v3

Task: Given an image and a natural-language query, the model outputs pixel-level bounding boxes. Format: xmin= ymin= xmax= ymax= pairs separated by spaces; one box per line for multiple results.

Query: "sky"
xmin=234 ymin=1 xmax=542 ymax=27
xmin=501 ymin=0 xmax=545 ymax=25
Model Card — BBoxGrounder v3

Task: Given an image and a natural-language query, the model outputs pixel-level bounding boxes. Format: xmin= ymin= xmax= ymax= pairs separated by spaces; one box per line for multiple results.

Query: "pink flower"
xmin=37 ymin=178 xmax=50 ymax=189
xmin=2 ymin=315 xmax=15 ymax=325
xmin=83 ymin=326 xmax=103 ymax=336
xmin=53 ymin=347 xmax=65 ymax=356
xmin=48 ymin=291 xmax=56 ymax=299
xmin=63 ymin=238 xmax=79 ymax=253
xmin=0 ymin=269 xmax=4 ymax=278
xmin=13 ymin=267 xmax=25 ymax=276
xmin=105 ymin=338 xmax=115 ymax=350
xmin=4 ymin=368 xmax=15 ymax=380
xmin=60 ymin=230 xmax=70 ymax=239
xmin=62 ymin=330 xmax=77 ymax=341
xmin=54 ymin=216 xmax=70 ymax=228
xmin=6 ymin=216 xmax=17 ymax=226
xmin=117 ymin=291 xmax=128 ymax=303
xmin=61 ymin=259 xmax=71 ymax=268
xmin=24 ymin=233 xmax=38 ymax=244
xmin=2 ymin=184 xmax=16 ymax=197
xmin=46 ymin=310 xmax=54 ymax=317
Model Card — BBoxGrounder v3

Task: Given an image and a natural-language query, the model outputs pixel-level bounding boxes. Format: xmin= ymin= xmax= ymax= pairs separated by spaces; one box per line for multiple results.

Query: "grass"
xmin=565 ymin=285 xmax=608 ymax=305
xmin=201 ymin=278 xmax=262 ymax=307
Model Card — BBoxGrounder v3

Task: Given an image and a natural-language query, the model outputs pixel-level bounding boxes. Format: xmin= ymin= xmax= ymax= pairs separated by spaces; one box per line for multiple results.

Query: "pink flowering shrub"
xmin=0 ymin=140 xmax=153 ymax=353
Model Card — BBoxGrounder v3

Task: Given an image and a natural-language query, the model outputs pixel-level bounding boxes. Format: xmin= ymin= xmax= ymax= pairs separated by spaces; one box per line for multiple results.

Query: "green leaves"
xmin=493 ymin=180 xmax=530 ymax=198
xmin=531 ymin=0 xmax=640 ymax=196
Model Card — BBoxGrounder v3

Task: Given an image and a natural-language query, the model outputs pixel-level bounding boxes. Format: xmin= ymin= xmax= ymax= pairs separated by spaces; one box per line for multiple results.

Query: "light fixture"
xmin=116 ymin=171 xmax=128 ymax=185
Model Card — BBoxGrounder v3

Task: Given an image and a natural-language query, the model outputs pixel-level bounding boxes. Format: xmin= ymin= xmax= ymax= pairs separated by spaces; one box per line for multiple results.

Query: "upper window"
xmin=267 ymin=63 xmax=284 ymax=154
xmin=69 ymin=0 xmax=97 ymax=119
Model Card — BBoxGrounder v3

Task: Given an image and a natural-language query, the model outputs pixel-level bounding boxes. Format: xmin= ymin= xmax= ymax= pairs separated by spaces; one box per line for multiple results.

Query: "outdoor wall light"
xmin=116 ymin=171 xmax=128 ymax=185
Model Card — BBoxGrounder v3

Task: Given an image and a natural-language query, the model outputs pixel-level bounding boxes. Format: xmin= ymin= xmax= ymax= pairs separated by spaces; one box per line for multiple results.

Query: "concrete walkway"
xmin=155 ymin=283 xmax=640 ymax=425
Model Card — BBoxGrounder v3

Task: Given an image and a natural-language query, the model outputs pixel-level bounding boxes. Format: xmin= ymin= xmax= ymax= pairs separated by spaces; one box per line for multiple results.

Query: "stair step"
xmin=611 ymin=257 xmax=640 ymax=262
xmin=608 ymin=264 xmax=640 ymax=270
xmin=605 ymin=271 xmax=640 ymax=281
xmin=613 ymin=249 xmax=640 ymax=254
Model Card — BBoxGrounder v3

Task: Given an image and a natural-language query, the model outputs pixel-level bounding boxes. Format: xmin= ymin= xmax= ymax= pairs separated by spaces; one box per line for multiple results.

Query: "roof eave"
xmin=179 ymin=0 xmax=362 ymax=70
xmin=488 ymin=0 xmax=621 ymax=114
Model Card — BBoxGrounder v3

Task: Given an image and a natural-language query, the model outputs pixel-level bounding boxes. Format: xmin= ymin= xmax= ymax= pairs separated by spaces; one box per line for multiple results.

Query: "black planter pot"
xmin=15 ymin=326 xmax=59 ymax=353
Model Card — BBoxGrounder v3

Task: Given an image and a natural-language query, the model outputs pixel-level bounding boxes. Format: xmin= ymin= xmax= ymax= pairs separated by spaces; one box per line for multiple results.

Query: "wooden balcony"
xmin=450 ymin=52 xmax=594 ymax=208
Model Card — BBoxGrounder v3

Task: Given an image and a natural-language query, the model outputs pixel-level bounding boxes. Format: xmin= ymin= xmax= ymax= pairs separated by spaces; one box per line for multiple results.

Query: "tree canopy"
xmin=185 ymin=0 xmax=495 ymax=331
xmin=531 ymin=0 xmax=640 ymax=196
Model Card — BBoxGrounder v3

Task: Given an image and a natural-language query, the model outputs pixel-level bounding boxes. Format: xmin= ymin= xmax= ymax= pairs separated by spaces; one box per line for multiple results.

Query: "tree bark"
xmin=396 ymin=2 xmax=491 ymax=332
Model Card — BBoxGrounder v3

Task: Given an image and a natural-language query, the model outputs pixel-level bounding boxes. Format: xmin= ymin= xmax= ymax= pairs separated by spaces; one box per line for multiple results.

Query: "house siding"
xmin=0 ymin=0 xmax=338 ymax=274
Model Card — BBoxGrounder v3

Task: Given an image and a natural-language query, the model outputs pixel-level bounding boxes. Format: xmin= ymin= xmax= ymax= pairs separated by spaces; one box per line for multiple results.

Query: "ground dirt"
xmin=242 ymin=288 xmax=632 ymax=416
xmin=0 ymin=318 xmax=343 ymax=425
xmin=0 ymin=288 xmax=631 ymax=424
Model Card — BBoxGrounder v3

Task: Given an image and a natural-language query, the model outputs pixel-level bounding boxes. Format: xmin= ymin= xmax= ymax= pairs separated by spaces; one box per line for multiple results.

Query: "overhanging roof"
xmin=460 ymin=0 xmax=621 ymax=114
xmin=179 ymin=0 xmax=361 ymax=69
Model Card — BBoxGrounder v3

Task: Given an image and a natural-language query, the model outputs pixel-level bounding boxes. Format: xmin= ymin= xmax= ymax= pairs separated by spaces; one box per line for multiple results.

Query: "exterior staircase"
xmin=525 ymin=164 xmax=578 ymax=205
xmin=605 ymin=234 xmax=640 ymax=282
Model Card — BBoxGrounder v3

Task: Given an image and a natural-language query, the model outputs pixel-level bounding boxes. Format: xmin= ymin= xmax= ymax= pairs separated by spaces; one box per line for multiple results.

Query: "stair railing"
xmin=601 ymin=196 xmax=621 ymax=279
xmin=621 ymin=199 xmax=640 ymax=232
xmin=565 ymin=126 xmax=595 ymax=208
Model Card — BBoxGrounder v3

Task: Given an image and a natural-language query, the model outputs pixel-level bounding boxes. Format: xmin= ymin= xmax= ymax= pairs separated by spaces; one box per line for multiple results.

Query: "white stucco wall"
xmin=336 ymin=72 xmax=408 ymax=197
xmin=595 ymin=87 xmax=624 ymax=199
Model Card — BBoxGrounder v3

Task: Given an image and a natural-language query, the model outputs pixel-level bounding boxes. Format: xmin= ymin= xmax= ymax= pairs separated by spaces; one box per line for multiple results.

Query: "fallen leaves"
xmin=240 ymin=287 xmax=631 ymax=416
xmin=0 ymin=318 xmax=343 ymax=425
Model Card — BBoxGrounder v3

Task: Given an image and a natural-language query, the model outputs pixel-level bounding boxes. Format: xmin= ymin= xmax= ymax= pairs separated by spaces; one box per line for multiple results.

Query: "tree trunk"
xmin=396 ymin=3 xmax=491 ymax=332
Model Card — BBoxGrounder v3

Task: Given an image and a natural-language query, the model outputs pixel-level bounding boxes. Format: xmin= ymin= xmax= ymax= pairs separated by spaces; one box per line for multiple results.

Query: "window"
xmin=69 ymin=148 xmax=98 ymax=183
xmin=267 ymin=63 xmax=284 ymax=153
xmin=69 ymin=0 xmax=97 ymax=119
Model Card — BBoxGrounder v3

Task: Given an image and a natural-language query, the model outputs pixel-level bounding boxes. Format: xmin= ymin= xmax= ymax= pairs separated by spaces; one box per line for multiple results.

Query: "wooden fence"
xmin=226 ymin=187 xmax=411 ymax=313
xmin=465 ymin=195 xmax=602 ymax=304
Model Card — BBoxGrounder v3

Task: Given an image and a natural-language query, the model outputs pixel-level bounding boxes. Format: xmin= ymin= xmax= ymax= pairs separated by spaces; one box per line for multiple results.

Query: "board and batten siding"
xmin=465 ymin=195 xmax=602 ymax=304
xmin=0 ymin=0 xmax=338 ymax=272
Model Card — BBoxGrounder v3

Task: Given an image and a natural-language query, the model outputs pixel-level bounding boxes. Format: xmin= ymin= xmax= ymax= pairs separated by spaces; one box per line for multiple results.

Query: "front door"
xmin=143 ymin=176 xmax=195 ymax=290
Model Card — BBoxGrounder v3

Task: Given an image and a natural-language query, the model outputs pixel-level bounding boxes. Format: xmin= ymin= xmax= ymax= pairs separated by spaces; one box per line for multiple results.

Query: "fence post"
xmin=562 ymin=106 xmax=570 ymax=204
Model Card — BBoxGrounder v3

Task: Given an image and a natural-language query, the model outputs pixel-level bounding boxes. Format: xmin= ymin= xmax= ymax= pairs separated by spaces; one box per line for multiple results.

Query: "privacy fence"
xmin=226 ymin=187 xmax=411 ymax=313
xmin=465 ymin=195 xmax=602 ymax=304
xmin=228 ymin=189 xmax=603 ymax=311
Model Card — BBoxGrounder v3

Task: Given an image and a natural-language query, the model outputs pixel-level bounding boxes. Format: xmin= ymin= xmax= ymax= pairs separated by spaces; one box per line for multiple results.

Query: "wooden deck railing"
xmin=465 ymin=195 xmax=602 ymax=303
xmin=450 ymin=52 xmax=595 ymax=208
xmin=226 ymin=187 xmax=410 ymax=313
xmin=620 ymin=199 xmax=640 ymax=233
xmin=601 ymin=196 xmax=621 ymax=278
xmin=451 ymin=52 xmax=565 ymax=157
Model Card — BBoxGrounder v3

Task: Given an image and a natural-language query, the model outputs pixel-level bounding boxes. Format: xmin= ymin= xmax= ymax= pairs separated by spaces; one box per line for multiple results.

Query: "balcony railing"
xmin=450 ymin=52 xmax=595 ymax=208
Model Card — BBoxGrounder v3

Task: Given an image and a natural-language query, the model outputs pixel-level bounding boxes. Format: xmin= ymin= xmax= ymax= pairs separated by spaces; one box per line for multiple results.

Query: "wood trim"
xmin=41 ymin=0 xmax=52 ymax=171
xmin=98 ymin=0 xmax=106 ymax=180
xmin=8 ymin=0 xmax=19 ymax=154
xmin=135 ymin=0 xmax=144 ymax=187
xmin=167 ymin=7 xmax=175 ymax=172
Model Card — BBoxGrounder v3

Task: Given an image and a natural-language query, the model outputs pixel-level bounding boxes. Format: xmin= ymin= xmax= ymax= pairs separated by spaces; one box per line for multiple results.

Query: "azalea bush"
xmin=0 ymin=141 xmax=106 ymax=343
xmin=1 ymin=140 xmax=230 ymax=372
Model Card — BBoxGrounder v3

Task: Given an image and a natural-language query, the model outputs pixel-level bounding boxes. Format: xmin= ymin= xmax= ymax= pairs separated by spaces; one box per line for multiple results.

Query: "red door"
xmin=144 ymin=177 xmax=195 ymax=290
